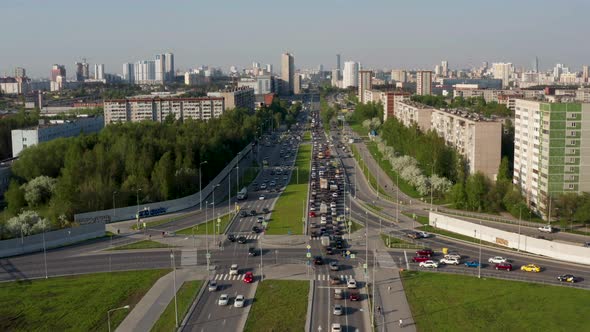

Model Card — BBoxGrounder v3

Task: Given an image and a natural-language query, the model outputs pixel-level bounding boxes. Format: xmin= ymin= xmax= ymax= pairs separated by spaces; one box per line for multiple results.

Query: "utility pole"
xmin=199 ymin=161 xmax=208 ymax=210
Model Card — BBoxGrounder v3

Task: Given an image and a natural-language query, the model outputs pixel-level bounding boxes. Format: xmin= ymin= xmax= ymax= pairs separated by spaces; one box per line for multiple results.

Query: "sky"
xmin=1 ymin=0 xmax=589 ymax=78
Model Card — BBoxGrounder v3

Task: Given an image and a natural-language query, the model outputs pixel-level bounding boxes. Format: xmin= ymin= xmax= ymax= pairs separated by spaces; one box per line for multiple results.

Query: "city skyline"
xmin=1 ymin=0 xmax=589 ymax=77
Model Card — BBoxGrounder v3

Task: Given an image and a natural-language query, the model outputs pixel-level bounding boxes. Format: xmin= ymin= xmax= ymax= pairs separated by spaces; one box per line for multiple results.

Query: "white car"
xmin=234 ymin=295 xmax=245 ymax=308
xmin=259 ymin=195 xmax=265 ymax=200
xmin=333 ymin=304 xmax=343 ymax=316
xmin=347 ymin=278 xmax=357 ymax=289
xmin=332 ymin=192 xmax=338 ymax=198
xmin=488 ymin=256 xmax=508 ymax=264
xmin=419 ymin=260 xmax=439 ymax=268
xmin=330 ymin=202 xmax=337 ymax=208
xmin=208 ymin=280 xmax=218 ymax=291
xmin=418 ymin=231 xmax=432 ymax=238
xmin=331 ymin=323 xmax=342 ymax=332
xmin=260 ymin=183 xmax=267 ymax=190
xmin=444 ymin=253 xmax=462 ymax=260
xmin=229 ymin=264 xmax=239 ymax=275
xmin=439 ymin=257 xmax=460 ymax=265
xmin=538 ymin=225 xmax=554 ymax=233
xmin=218 ymin=294 xmax=229 ymax=306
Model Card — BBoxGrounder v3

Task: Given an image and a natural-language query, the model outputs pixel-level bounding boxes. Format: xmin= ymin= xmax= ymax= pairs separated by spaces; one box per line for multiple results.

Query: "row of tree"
xmin=3 ymin=98 xmax=298 ymax=237
xmin=411 ymin=95 xmax=512 ymax=118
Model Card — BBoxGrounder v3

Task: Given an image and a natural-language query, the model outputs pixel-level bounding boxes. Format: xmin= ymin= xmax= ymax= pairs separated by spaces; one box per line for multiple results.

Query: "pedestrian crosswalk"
xmin=244 ymin=234 xmax=261 ymax=240
xmin=315 ymin=274 xmax=354 ymax=282
xmin=213 ymin=273 xmax=247 ymax=281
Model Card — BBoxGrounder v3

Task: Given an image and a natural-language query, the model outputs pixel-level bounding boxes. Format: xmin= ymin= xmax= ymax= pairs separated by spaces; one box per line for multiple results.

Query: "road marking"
xmin=215 ymin=274 xmax=220 ymax=280
xmin=207 ymin=313 xmax=211 ymax=320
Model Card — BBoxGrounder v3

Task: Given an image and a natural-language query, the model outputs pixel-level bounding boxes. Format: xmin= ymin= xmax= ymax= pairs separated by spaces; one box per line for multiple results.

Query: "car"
xmin=229 ymin=264 xmax=239 ymax=275
xmin=262 ymin=208 xmax=270 ymax=214
xmin=488 ymin=256 xmax=508 ymax=264
xmin=416 ymin=249 xmax=434 ymax=257
xmin=324 ymin=247 xmax=333 ymax=255
xmin=495 ymin=262 xmax=512 ymax=271
xmin=259 ymin=194 xmax=265 ymax=200
xmin=250 ymin=210 xmax=257 ymax=216
xmin=234 ymin=295 xmax=245 ymax=308
xmin=464 ymin=260 xmax=481 ymax=268
xmin=347 ymin=278 xmax=357 ymax=289
xmin=439 ymin=257 xmax=460 ymax=265
xmin=444 ymin=253 xmax=461 ymax=260
xmin=239 ymin=211 xmax=248 ymax=218
xmin=557 ymin=274 xmax=577 ymax=283
xmin=330 ymin=202 xmax=337 ymax=208
xmin=419 ymin=260 xmax=439 ymax=268
xmin=310 ymin=205 xmax=316 ymax=211
xmin=248 ymin=247 xmax=257 ymax=256
xmin=418 ymin=231 xmax=432 ymax=238
xmin=218 ymin=294 xmax=229 ymax=306
xmin=333 ymin=304 xmax=343 ymax=316
xmin=335 ymin=240 xmax=344 ymax=249
xmin=329 ymin=275 xmax=340 ymax=285
xmin=237 ymin=236 xmax=247 ymax=244
xmin=331 ymin=323 xmax=342 ymax=332
xmin=538 ymin=225 xmax=555 ymax=233
xmin=521 ymin=264 xmax=541 ymax=273
xmin=412 ymin=255 xmax=431 ymax=263
xmin=407 ymin=232 xmax=421 ymax=239
xmin=260 ymin=183 xmax=267 ymax=190
xmin=332 ymin=192 xmax=338 ymax=198
xmin=309 ymin=211 xmax=316 ymax=217
xmin=313 ymin=256 xmax=324 ymax=265
xmin=227 ymin=234 xmax=236 ymax=242
xmin=329 ymin=261 xmax=339 ymax=271
xmin=208 ymin=280 xmax=218 ymax=291
xmin=349 ymin=290 xmax=360 ymax=301
xmin=243 ymin=272 xmax=254 ymax=283
xmin=251 ymin=226 xmax=260 ymax=233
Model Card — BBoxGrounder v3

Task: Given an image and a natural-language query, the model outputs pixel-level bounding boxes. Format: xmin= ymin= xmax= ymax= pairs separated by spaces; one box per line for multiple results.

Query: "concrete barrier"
xmin=74 ymin=144 xmax=254 ymax=224
xmin=429 ymin=212 xmax=590 ymax=265
xmin=0 ymin=221 xmax=105 ymax=258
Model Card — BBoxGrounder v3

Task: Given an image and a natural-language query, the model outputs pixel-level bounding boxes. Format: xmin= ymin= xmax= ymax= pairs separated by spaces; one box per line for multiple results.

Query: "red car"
xmin=412 ymin=256 xmax=431 ymax=263
xmin=349 ymin=291 xmax=360 ymax=301
xmin=309 ymin=211 xmax=316 ymax=217
xmin=416 ymin=249 xmax=434 ymax=257
xmin=495 ymin=262 xmax=512 ymax=271
xmin=243 ymin=272 xmax=254 ymax=283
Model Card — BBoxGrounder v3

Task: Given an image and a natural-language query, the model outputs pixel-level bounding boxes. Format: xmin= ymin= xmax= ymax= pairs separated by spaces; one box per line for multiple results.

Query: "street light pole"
xmin=206 ymin=200 xmax=209 ymax=273
xmin=42 ymin=223 xmax=48 ymax=279
xmin=396 ymin=172 xmax=399 ymax=222
xmin=518 ymin=206 xmax=522 ymax=252
xmin=478 ymin=220 xmax=482 ymax=279
xmin=170 ymin=251 xmax=179 ymax=328
xmin=136 ymin=188 xmax=142 ymax=229
xmin=212 ymin=184 xmax=220 ymax=246
xmin=199 ymin=161 xmax=208 ymax=210
xmin=107 ymin=305 xmax=130 ymax=332
xmin=365 ymin=210 xmax=369 ymax=282
xmin=112 ymin=191 xmax=117 ymax=218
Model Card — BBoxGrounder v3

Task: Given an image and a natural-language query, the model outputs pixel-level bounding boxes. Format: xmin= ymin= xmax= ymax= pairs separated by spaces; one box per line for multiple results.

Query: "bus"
xmin=237 ymin=187 xmax=248 ymax=200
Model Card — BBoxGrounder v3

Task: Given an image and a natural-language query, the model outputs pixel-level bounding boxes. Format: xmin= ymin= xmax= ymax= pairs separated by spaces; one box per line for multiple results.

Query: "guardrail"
xmin=437 ymin=208 xmax=541 ymax=228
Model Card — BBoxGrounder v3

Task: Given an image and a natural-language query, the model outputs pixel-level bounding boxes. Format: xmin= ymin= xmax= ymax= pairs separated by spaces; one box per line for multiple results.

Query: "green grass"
xmin=111 ymin=239 xmax=169 ymax=250
xmin=350 ymin=144 xmax=393 ymax=200
xmin=244 ymin=280 xmax=309 ymax=332
xmin=176 ymin=213 xmax=233 ymax=235
xmin=151 ymin=280 xmax=202 ymax=332
xmin=0 ymin=269 xmax=169 ymax=332
xmin=402 ymin=212 xmax=429 ymax=225
xmin=380 ymin=233 xmax=423 ymax=249
xmin=402 ymin=271 xmax=590 ymax=332
xmin=365 ymin=202 xmax=383 ymax=212
xmin=349 ymin=121 xmax=369 ymax=137
xmin=268 ymin=144 xmax=311 ymax=235
xmin=348 ymin=219 xmax=364 ymax=233
xmin=303 ymin=130 xmax=311 ymax=141
xmin=366 ymin=142 xmax=422 ymax=199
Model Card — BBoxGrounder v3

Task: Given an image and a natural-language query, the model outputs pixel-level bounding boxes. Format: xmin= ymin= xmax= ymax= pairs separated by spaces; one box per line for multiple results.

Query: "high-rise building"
xmin=358 ymin=70 xmax=373 ymax=103
xmin=441 ymin=60 xmax=448 ymax=77
xmin=434 ymin=65 xmax=442 ymax=76
xmin=331 ymin=69 xmax=341 ymax=88
xmin=265 ymin=64 xmax=273 ymax=74
xmin=294 ymin=74 xmax=302 ymax=95
xmin=533 ymin=56 xmax=539 ymax=73
xmin=135 ymin=60 xmax=156 ymax=83
xmin=253 ymin=62 xmax=260 ymax=69
xmin=123 ymin=63 xmax=135 ymax=83
xmin=336 ymin=54 xmax=341 ymax=71
xmin=513 ymin=99 xmax=590 ymax=219
xmin=416 ymin=71 xmax=433 ymax=95
xmin=492 ymin=63 xmax=513 ymax=88
xmin=51 ymin=64 xmax=66 ymax=82
xmin=82 ymin=62 xmax=90 ymax=79
xmin=94 ymin=64 xmax=105 ymax=80
xmin=280 ymin=53 xmax=294 ymax=95
xmin=391 ymin=69 xmax=407 ymax=83
xmin=75 ymin=62 xmax=84 ymax=81
xmin=14 ymin=67 xmax=26 ymax=78
xmin=343 ymin=61 xmax=360 ymax=88
xmin=155 ymin=54 xmax=166 ymax=83
xmin=165 ymin=52 xmax=175 ymax=81
xmin=583 ymin=65 xmax=589 ymax=82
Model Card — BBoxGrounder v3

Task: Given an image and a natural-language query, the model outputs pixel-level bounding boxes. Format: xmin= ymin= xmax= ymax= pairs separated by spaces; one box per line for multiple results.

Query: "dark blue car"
xmin=464 ymin=260 xmax=481 ymax=268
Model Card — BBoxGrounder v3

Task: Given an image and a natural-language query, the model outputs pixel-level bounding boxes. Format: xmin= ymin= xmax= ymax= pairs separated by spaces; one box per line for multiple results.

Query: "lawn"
xmin=366 ymin=142 xmax=421 ymax=199
xmin=350 ymin=144 xmax=393 ymax=200
xmin=380 ymin=233 xmax=422 ymax=249
xmin=402 ymin=271 xmax=590 ymax=332
xmin=176 ymin=213 xmax=233 ymax=235
xmin=244 ymin=280 xmax=309 ymax=332
xmin=111 ymin=239 xmax=169 ymax=250
xmin=348 ymin=219 xmax=364 ymax=233
xmin=402 ymin=212 xmax=429 ymax=225
xmin=151 ymin=280 xmax=202 ymax=332
xmin=267 ymin=144 xmax=311 ymax=235
xmin=0 ymin=269 xmax=169 ymax=332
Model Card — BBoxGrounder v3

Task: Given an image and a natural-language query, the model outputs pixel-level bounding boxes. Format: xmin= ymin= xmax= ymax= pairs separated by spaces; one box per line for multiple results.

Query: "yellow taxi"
xmin=520 ymin=264 xmax=541 ymax=273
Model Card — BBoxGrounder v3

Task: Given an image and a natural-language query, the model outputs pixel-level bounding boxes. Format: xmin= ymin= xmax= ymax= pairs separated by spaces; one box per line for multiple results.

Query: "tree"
xmin=5 ymin=210 xmax=49 ymax=237
xmin=497 ymin=156 xmax=511 ymax=183
xmin=22 ymin=176 xmax=57 ymax=207
xmin=465 ymin=173 xmax=489 ymax=212
xmin=4 ymin=180 xmax=26 ymax=214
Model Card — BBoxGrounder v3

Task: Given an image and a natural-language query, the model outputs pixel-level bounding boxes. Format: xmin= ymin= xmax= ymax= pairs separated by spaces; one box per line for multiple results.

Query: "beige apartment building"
xmin=104 ymin=96 xmax=225 ymax=125
xmin=394 ymin=100 xmax=434 ymax=132
xmin=208 ymin=87 xmax=255 ymax=111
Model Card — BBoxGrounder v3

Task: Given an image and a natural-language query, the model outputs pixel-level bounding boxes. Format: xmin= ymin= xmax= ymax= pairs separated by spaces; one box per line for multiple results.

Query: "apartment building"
xmin=104 ymin=97 xmax=225 ymax=125
xmin=416 ymin=71 xmax=433 ymax=95
xmin=358 ymin=70 xmax=373 ymax=103
xmin=394 ymin=100 xmax=434 ymax=132
xmin=362 ymin=90 xmax=410 ymax=122
xmin=513 ymin=99 xmax=590 ymax=218
xmin=207 ymin=87 xmax=255 ymax=111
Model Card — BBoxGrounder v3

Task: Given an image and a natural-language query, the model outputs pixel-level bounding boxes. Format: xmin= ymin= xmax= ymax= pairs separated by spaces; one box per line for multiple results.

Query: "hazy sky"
xmin=1 ymin=0 xmax=589 ymax=78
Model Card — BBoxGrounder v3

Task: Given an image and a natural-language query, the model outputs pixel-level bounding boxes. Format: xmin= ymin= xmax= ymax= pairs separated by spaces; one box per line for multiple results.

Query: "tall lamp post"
xmin=108 ymin=305 xmax=130 ymax=332
xmin=112 ymin=191 xmax=118 ymax=218
xmin=170 ymin=250 xmax=179 ymax=328
xmin=136 ymin=188 xmax=142 ymax=230
xmin=212 ymin=184 xmax=220 ymax=245
xmin=199 ymin=161 xmax=208 ymax=210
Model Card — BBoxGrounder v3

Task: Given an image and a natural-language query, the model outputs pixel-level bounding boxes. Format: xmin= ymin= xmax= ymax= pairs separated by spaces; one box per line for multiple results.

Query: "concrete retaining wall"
xmin=0 ymin=221 xmax=105 ymax=258
xmin=74 ymin=144 xmax=254 ymax=224
xmin=429 ymin=212 xmax=590 ymax=265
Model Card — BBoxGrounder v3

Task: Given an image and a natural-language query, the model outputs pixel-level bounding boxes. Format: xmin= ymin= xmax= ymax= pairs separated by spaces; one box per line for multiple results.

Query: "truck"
xmin=319 ymin=203 xmax=328 ymax=214
xmin=538 ymin=225 xmax=555 ymax=233
xmin=321 ymin=235 xmax=331 ymax=247
xmin=320 ymin=178 xmax=328 ymax=189
xmin=237 ymin=187 xmax=248 ymax=200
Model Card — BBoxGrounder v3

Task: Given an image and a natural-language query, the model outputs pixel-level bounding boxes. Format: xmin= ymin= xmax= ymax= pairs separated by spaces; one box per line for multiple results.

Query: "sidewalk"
xmin=116 ymin=268 xmax=208 ymax=332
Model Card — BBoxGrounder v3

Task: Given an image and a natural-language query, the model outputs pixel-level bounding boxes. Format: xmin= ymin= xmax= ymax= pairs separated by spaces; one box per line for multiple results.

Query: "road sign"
xmin=346 ymin=250 xmax=351 ymax=255
xmin=143 ymin=222 xmax=146 ymax=228
xmin=348 ymin=221 xmax=352 ymax=226
xmin=350 ymin=254 xmax=356 ymax=259
xmin=217 ymin=218 xmax=221 ymax=223
xmin=306 ymin=253 xmax=312 ymax=258
xmin=206 ymin=253 xmax=211 ymax=259
xmin=363 ymin=263 xmax=367 ymax=269
xmin=306 ymin=245 xmax=311 ymax=250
